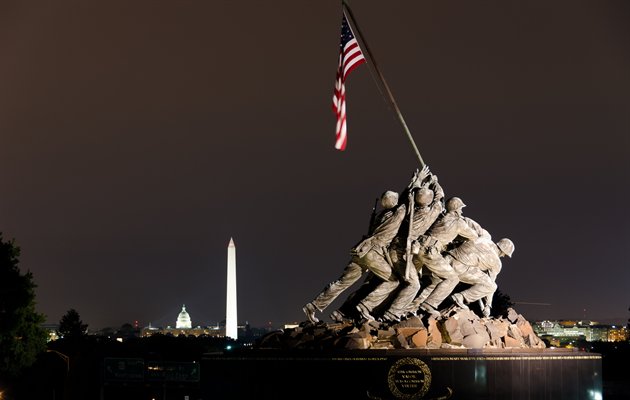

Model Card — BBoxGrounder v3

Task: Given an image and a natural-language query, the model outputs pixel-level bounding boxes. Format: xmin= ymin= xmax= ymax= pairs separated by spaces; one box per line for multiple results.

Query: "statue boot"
xmin=330 ymin=310 xmax=348 ymax=323
xmin=451 ymin=293 xmax=469 ymax=310
xmin=419 ymin=302 xmax=441 ymax=318
xmin=380 ymin=310 xmax=400 ymax=323
xmin=356 ymin=302 xmax=375 ymax=321
xmin=302 ymin=302 xmax=320 ymax=323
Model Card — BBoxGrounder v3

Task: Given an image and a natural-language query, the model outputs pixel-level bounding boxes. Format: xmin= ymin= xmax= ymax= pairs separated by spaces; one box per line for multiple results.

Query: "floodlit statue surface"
xmin=449 ymin=237 xmax=515 ymax=317
xmin=381 ymin=173 xmax=444 ymax=321
xmin=414 ymin=196 xmax=482 ymax=317
xmin=303 ymin=168 xmax=433 ymax=323
xmin=297 ymin=166 xmax=544 ymax=350
xmin=303 ymin=189 xmax=404 ymax=324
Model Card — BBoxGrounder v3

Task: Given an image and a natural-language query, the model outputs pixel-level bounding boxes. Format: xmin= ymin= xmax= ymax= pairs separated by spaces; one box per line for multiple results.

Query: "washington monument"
xmin=226 ymin=237 xmax=238 ymax=339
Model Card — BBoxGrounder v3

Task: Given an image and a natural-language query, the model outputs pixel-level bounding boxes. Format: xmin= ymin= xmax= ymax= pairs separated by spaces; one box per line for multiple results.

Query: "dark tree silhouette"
xmin=58 ymin=308 xmax=88 ymax=339
xmin=490 ymin=289 xmax=514 ymax=318
xmin=0 ymin=233 xmax=47 ymax=377
xmin=117 ymin=322 xmax=137 ymax=339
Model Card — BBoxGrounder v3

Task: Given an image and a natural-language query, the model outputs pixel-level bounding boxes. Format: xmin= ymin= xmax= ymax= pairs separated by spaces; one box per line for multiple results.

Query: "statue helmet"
xmin=496 ymin=238 xmax=515 ymax=258
xmin=415 ymin=187 xmax=434 ymax=206
xmin=380 ymin=191 xmax=399 ymax=209
xmin=446 ymin=197 xmax=466 ymax=212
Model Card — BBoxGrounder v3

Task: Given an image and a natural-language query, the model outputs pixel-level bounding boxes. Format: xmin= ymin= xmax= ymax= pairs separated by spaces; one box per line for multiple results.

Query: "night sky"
xmin=2 ymin=1 xmax=629 ymax=331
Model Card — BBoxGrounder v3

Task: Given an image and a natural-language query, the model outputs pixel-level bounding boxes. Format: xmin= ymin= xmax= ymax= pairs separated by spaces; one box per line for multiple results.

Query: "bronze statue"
xmin=303 ymin=190 xmax=404 ymax=323
xmin=413 ymin=197 xmax=482 ymax=317
xmin=302 ymin=168 xmax=516 ymax=328
xmin=303 ymin=168 xmax=430 ymax=323
xmin=381 ymin=173 xmax=444 ymax=321
xmin=449 ymin=237 xmax=515 ymax=317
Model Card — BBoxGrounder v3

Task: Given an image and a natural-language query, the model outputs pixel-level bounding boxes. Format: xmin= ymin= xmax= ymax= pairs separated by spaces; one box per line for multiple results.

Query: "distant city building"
xmin=141 ymin=305 xmax=225 ymax=338
xmin=608 ymin=326 xmax=630 ymax=342
xmin=240 ymin=321 xmax=273 ymax=346
xmin=42 ymin=323 xmax=60 ymax=342
xmin=534 ymin=320 xmax=628 ymax=344
xmin=176 ymin=305 xmax=192 ymax=329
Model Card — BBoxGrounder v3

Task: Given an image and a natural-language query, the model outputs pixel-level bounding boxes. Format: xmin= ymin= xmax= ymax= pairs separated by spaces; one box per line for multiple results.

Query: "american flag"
xmin=332 ymin=12 xmax=366 ymax=151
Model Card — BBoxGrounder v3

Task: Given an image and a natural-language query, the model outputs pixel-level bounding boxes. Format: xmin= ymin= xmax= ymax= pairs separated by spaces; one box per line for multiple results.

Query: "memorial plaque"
xmin=387 ymin=357 xmax=431 ymax=399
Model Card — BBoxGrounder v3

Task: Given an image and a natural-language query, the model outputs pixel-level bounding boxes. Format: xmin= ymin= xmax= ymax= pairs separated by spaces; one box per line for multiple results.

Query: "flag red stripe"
xmin=333 ymin=13 xmax=365 ymax=151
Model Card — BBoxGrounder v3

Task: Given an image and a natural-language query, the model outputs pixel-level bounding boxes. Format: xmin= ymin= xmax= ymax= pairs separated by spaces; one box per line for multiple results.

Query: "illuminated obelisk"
xmin=226 ymin=237 xmax=238 ymax=340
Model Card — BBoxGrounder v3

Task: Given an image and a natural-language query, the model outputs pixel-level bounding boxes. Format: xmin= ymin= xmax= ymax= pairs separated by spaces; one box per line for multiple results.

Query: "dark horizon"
xmin=2 ymin=0 xmax=629 ymax=330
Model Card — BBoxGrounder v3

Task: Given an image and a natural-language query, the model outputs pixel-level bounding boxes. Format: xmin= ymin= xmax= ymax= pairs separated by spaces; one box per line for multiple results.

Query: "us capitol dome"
xmin=141 ymin=304 xmax=225 ymax=338
xmin=176 ymin=305 xmax=192 ymax=329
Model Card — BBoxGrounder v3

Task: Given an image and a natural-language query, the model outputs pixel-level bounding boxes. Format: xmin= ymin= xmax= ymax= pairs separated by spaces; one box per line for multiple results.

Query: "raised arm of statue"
xmin=408 ymin=165 xmax=431 ymax=190
xmin=429 ymin=175 xmax=444 ymax=204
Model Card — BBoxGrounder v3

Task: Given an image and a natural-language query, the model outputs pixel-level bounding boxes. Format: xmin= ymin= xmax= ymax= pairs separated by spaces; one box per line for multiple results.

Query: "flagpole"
xmin=342 ymin=1 xmax=425 ymax=168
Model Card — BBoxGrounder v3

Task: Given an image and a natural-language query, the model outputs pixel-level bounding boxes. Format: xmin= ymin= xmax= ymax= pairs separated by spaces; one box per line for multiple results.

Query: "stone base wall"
xmin=202 ymin=348 xmax=602 ymax=400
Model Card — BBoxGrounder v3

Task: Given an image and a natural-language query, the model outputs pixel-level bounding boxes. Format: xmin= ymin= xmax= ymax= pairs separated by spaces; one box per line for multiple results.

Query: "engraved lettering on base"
xmin=387 ymin=357 xmax=431 ymax=399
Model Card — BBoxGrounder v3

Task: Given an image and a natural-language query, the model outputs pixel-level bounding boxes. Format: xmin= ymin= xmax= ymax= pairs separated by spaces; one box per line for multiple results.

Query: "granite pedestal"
xmin=201 ymin=348 xmax=601 ymax=399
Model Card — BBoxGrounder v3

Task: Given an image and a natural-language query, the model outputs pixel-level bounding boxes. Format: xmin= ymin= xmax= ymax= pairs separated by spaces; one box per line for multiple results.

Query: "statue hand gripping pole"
xmin=402 ymin=166 xmax=429 ymax=281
